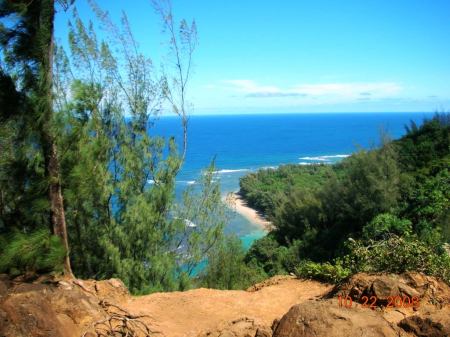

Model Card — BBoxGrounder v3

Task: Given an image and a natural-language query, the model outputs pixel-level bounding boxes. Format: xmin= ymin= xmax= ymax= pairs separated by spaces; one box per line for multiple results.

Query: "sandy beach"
xmin=225 ymin=192 xmax=272 ymax=231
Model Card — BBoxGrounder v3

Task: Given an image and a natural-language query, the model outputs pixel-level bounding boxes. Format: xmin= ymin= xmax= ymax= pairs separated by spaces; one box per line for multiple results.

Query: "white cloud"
xmin=222 ymin=80 xmax=281 ymax=95
xmin=292 ymin=82 xmax=402 ymax=97
xmin=221 ymin=80 xmax=403 ymax=102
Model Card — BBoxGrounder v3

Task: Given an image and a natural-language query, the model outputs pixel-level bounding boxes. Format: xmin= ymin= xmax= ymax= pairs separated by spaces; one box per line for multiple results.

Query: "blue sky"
xmin=55 ymin=0 xmax=450 ymax=114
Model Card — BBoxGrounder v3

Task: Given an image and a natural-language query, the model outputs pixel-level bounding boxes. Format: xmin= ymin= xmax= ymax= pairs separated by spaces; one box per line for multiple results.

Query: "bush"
xmin=343 ymin=235 xmax=450 ymax=284
xmin=0 ymin=228 xmax=66 ymax=276
xmin=294 ymin=259 xmax=351 ymax=284
xmin=362 ymin=213 xmax=412 ymax=240
xmin=200 ymin=235 xmax=266 ymax=290
xmin=245 ymin=234 xmax=299 ymax=276
xmin=294 ymin=233 xmax=450 ymax=285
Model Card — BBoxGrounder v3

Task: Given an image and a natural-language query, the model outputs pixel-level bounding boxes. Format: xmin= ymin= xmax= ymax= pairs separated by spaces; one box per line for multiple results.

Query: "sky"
xmin=55 ymin=0 xmax=450 ymax=115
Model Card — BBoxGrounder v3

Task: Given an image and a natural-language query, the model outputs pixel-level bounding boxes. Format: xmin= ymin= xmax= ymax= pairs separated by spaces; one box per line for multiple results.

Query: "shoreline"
xmin=225 ymin=192 xmax=272 ymax=231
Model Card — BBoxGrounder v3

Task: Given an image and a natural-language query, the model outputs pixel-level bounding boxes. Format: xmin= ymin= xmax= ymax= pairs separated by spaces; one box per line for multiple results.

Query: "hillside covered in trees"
xmin=1 ymin=1 xmax=450 ymax=336
xmin=0 ymin=0 xmax=449 ymax=296
xmin=236 ymin=114 xmax=450 ymax=285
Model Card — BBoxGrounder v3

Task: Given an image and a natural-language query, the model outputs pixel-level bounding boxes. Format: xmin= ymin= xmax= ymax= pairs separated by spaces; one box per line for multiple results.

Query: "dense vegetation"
xmin=240 ymin=164 xmax=336 ymax=218
xmin=236 ymin=115 xmax=450 ymax=285
xmin=0 ymin=0 xmax=230 ymax=294
xmin=0 ymin=1 xmax=448 ymax=294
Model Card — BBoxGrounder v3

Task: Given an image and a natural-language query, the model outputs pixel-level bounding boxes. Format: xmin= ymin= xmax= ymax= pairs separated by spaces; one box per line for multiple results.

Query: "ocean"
xmin=151 ymin=112 xmax=434 ymax=248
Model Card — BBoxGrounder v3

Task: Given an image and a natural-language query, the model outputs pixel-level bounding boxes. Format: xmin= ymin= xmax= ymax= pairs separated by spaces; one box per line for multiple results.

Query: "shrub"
xmin=343 ymin=235 xmax=450 ymax=284
xmin=245 ymin=235 xmax=288 ymax=275
xmin=294 ymin=259 xmax=351 ymax=284
xmin=362 ymin=213 xmax=412 ymax=240
xmin=294 ymin=234 xmax=450 ymax=285
xmin=200 ymin=235 xmax=267 ymax=290
xmin=0 ymin=228 xmax=66 ymax=276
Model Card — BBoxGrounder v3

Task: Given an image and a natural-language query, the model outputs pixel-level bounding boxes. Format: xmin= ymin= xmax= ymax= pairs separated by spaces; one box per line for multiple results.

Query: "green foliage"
xmin=400 ymin=165 xmax=450 ymax=231
xmin=1 ymin=0 xmax=74 ymax=274
xmin=0 ymin=5 xmax=52 ymax=234
xmin=174 ymin=163 xmax=227 ymax=277
xmin=293 ymin=230 xmax=449 ymax=285
xmin=2 ymin=0 xmax=449 ymax=292
xmin=48 ymin=9 xmax=227 ymax=293
xmin=266 ymin=142 xmax=401 ymax=260
xmin=0 ymin=229 xmax=66 ymax=276
xmin=293 ymin=233 xmax=450 ymax=284
xmin=200 ymin=235 xmax=266 ymax=290
xmin=324 ymin=143 xmax=400 ymax=233
xmin=244 ymin=234 xmax=300 ymax=276
xmin=342 ymin=234 xmax=450 ymax=284
xmin=362 ymin=213 xmax=412 ymax=240
xmin=294 ymin=260 xmax=351 ymax=284
xmin=239 ymin=164 xmax=333 ymax=217
xmin=243 ymin=114 xmax=450 ymax=284
xmin=397 ymin=113 xmax=450 ymax=173
xmin=1 ymin=1 xmax=229 ymax=292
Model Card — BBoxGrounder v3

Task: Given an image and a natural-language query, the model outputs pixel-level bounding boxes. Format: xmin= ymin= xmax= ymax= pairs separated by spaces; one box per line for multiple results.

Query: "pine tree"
xmin=2 ymin=0 xmax=229 ymax=291
xmin=53 ymin=4 xmax=226 ymax=292
xmin=0 ymin=0 xmax=74 ymax=275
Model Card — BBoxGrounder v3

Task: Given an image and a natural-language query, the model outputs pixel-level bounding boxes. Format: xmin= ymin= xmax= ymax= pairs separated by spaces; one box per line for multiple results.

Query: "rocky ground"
xmin=0 ymin=272 xmax=449 ymax=337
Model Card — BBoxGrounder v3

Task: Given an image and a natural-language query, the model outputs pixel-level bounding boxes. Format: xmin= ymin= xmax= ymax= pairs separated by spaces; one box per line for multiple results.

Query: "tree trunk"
xmin=39 ymin=0 xmax=73 ymax=276
xmin=45 ymin=139 xmax=72 ymax=276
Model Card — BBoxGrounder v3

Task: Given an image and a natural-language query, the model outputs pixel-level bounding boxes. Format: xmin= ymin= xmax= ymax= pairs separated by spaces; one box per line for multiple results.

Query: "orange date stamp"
xmin=337 ymin=294 xmax=420 ymax=309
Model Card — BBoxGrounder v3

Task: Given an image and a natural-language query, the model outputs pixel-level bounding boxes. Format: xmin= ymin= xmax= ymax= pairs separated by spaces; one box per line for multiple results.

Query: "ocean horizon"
xmin=151 ymin=112 xmax=435 ymax=247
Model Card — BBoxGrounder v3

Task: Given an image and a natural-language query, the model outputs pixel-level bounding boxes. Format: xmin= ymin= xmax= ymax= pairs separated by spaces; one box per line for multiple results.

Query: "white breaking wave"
xmin=147 ymin=179 xmax=155 ymax=184
xmin=299 ymin=161 xmax=334 ymax=166
xmin=299 ymin=154 xmax=350 ymax=161
xmin=299 ymin=157 xmax=328 ymax=161
xmin=177 ymin=180 xmax=196 ymax=185
xmin=213 ymin=169 xmax=251 ymax=174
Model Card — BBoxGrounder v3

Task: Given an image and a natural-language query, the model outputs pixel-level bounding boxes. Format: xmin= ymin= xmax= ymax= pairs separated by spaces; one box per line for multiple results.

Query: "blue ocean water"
xmin=151 ymin=112 xmax=434 ymax=247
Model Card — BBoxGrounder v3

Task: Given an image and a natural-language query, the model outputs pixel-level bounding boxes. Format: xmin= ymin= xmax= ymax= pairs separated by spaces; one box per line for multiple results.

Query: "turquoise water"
xmin=151 ymin=112 xmax=433 ymax=246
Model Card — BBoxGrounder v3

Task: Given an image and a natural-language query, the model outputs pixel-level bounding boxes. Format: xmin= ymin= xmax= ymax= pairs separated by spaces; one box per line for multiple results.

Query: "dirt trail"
xmin=2 ymin=273 xmax=448 ymax=337
xmin=123 ymin=276 xmax=332 ymax=337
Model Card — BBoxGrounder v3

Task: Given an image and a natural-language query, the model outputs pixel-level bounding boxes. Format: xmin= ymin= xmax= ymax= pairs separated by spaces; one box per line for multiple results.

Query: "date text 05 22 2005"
xmin=337 ymin=294 xmax=420 ymax=309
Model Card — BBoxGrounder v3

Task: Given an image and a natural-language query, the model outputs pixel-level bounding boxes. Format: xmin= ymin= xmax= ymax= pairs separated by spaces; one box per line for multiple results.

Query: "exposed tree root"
xmin=72 ymin=279 xmax=96 ymax=296
xmin=82 ymin=300 xmax=159 ymax=337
